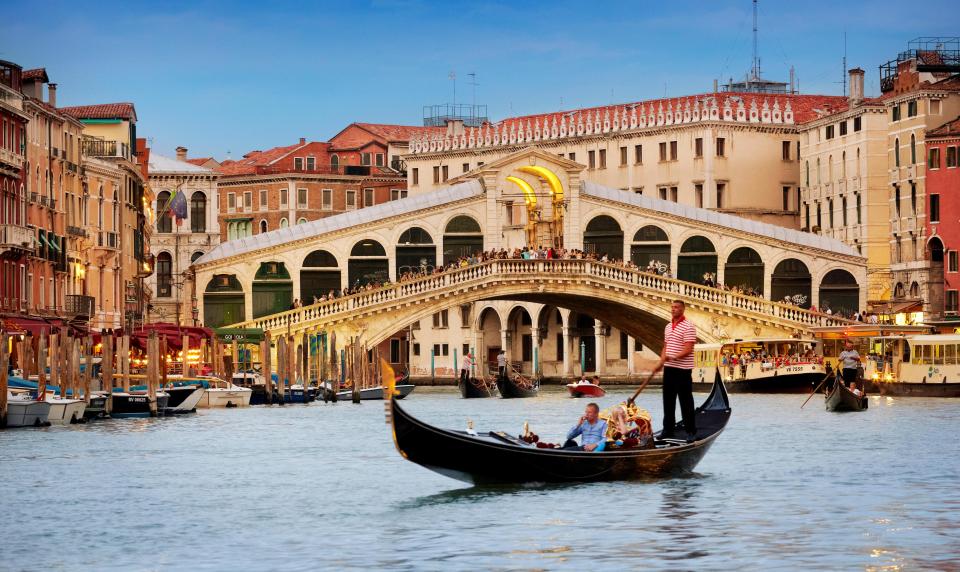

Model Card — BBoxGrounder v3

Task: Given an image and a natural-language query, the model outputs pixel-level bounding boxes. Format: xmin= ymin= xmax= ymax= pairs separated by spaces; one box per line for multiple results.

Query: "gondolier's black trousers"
xmin=841 ymin=368 xmax=857 ymax=385
xmin=460 ymin=369 xmax=469 ymax=383
xmin=663 ymin=367 xmax=696 ymax=437
xmin=498 ymin=366 xmax=506 ymax=380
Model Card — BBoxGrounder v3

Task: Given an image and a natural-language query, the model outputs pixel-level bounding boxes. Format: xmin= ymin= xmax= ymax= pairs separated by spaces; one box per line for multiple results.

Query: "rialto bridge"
xmin=192 ymin=148 xmax=864 ymax=378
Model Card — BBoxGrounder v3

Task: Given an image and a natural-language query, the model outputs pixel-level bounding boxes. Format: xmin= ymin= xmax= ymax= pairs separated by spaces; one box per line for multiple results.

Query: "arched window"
xmin=280 ymin=218 xmax=288 ymax=229
xmin=330 ymin=154 xmax=340 ymax=171
xmin=677 ymin=236 xmax=717 ymax=283
xmin=910 ymin=133 xmax=916 ymax=164
xmin=583 ymin=215 xmax=624 ymax=259
xmin=156 ymin=252 xmax=172 ymax=298
xmin=190 ymin=251 xmax=204 ymax=263
xmin=856 ymin=147 xmax=861 ymax=177
xmin=895 ymin=138 xmax=900 ymax=167
xmin=396 ymin=227 xmax=436 ymax=275
xmin=828 ymin=155 xmax=833 ymax=182
xmin=190 ymin=191 xmax=206 ymax=233
xmin=297 ymin=217 xmax=307 ymax=225
xmin=816 ymin=158 xmax=821 ymax=184
xmin=443 ymin=216 xmax=483 ymax=264
xmin=260 ymin=220 xmax=267 ymax=234
xmin=156 ymin=190 xmax=172 ymax=233
xmin=630 ymin=225 xmax=670 ymax=268
xmin=805 ymin=161 xmax=810 ymax=187
xmin=349 ymin=239 xmax=389 ymax=287
xmin=819 ymin=269 xmax=859 ymax=315
xmin=841 ymin=151 xmax=846 ymax=179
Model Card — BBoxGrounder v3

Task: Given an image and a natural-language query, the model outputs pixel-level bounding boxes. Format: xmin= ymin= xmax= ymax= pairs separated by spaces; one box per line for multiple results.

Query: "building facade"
xmin=924 ymin=117 xmax=960 ymax=318
xmin=798 ymin=69 xmax=892 ymax=307
xmin=404 ymin=91 xmax=848 ymax=229
xmin=0 ymin=61 xmax=30 ymax=315
xmin=147 ymin=151 xmax=219 ymax=325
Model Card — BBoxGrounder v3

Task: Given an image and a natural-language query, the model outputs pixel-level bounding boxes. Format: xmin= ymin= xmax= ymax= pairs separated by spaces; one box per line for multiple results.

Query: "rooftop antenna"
xmin=449 ymin=70 xmax=456 ymax=107
xmin=752 ymin=0 xmax=760 ymax=81
xmin=467 ymin=72 xmax=478 ymax=108
xmin=842 ymin=31 xmax=848 ymax=96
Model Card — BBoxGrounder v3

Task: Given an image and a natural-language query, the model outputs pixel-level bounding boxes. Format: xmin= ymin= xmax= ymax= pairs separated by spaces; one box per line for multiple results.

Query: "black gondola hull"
xmin=391 ymin=380 xmax=731 ymax=484
xmin=825 ymin=383 xmax=867 ymax=412
xmin=496 ymin=376 xmax=538 ymax=398
xmin=458 ymin=377 xmax=495 ymax=398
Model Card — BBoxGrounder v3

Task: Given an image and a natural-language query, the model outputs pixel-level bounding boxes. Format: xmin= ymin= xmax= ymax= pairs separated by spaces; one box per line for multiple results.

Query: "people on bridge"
xmin=563 ymin=403 xmax=607 ymax=451
xmin=645 ymin=300 xmax=698 ymax=443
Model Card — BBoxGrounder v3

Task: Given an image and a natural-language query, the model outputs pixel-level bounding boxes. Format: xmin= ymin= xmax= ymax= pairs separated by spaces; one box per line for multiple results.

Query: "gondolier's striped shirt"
xmin=664 ymin=317 xmax=696 ymax=369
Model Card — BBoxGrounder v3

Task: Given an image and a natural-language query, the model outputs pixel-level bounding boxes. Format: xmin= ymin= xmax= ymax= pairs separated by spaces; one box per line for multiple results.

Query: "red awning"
xmin=0 ymin=316 xmax=60 ymax=336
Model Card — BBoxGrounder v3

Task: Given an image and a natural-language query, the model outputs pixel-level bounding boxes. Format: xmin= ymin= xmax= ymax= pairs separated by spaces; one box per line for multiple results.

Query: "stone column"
xmin=243 ymin=286 xmax=254 ymax=321
xmin=627 ymin=335 xmax=637 ymax=375
xmin=593 ymin=320 xmax=605 ymax=374
xmin=562 ymin=326 xmax=572 ymax=376
xmin=500 ymin=328 xmax=511 ymax=363
xmin=764 ymin=269 xmax=773 ymax=302
xmin=530 ymin=327 xmax=541 ymax=377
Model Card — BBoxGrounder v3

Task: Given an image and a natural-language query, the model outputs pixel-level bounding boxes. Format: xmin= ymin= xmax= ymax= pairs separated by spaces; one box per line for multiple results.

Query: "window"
xmin=825 ymin=125 xmax=835 ymax=139
xmin=280 ymin=188 xmax=288 ymax=207
xmin=816 ymin=203 xmax=822 ymax=229
xmin=598 ymin=148 xmax=606 ymax=168
xmin=856 ymin=193 xmax=862 ymax=224
xmin=432 ymin=309 xmax=449 ymax=328
xmin=911 ymin=183 xmax=917 ymax=215
xmin=931 ymin=194 xmax=940 ymax=223
xmin=634 ymin=144 xmax=642 ymax=164
xmin=441 ymin=165 xmax=448 ymax=181
xmin=390 ymin=189 xmax=407 ymax=201
xmin=259 ymin=189 xmax=267 ymax=210
xmin=669 ymin=140 xmax=677 ymax=161
xmin=620 ymin=332 xmax=629 ymax=360
xmin=156 ymin=252 xmax=172 ymax=298
xmin=568 ymin=152 xmax=576 ymax=161
xmin=892 ymin=105 xmax=901 ymax=122
xmin=839 ymin=121 xmax=848 ymax=136
xmin=260 ymin=220 xmax=267 ymax=233
xmin=226 ymin=192 xmax=236 ymax=213
xmin=931 ymin=100 xmax=942 ymax=115
xmin=907 ymin=100 xmax=917 ymax=117
xmin=306 ymin=156 xmax=315 ymax=170
xmin=157 ymin=191 xmax=172 ymax=232
xmin=782 ymin=140 xmax=791 ymax=160
xmin=911 ymin=134 xmax=916 ymax=164
xmin=716 ymin=137 xmax=725 ymax=157
xmin=895 ymin=185 xmax=901 ymax=217
xmin=782 ymin=186 xmax=791 ymax=211
xmin=413 ymin=343 xmax=420 ymax=357
xmin=947 ymin=146 xmax=957 ymax=168
xmin=433 ymin=166 xmax=440 ymax=183
xmin=947 ymin=291 xmax=959 ymax=313
xmin=620 ymin=146 xmax=628 ymax=165
xmin=376 ymin=153 xmax=384 ymax=167
xmin=297 ymin=217 xmax=307 ymax=225
xmin=805 ymin=203 xmax=810 ymax=229
xmin=658 ymin=142 xmax=667 ymax=162
xmin=190 ymin=192 xmax=206 ymax=233
xmin=346 ymin=190 xmax=356 ymax=210
xmin=695 ymin=184 xmax=704 ymax=208
xmin=461 ymin=343 xmax=470 ymax=359
xmin=588 ymin=150 xmax=596 ymax=168
xmin=828 ymin=198 xmax=834 ymax=228
xmin=462 ymin=162 xmax=469 ymax=173
xmin=805 ymin=161 xmax=810 ymax=187
xmin=279 ymin=218 xmax=288 ymax=229
xmin=412 ymin=168 xmax=419 ymax=185
xmin=363 ymin=188 xmax=374 ymax=207
xmin=322 ymin=189 xmax=332 ymax=210
xmin=716 ymin=183 xmax=725 ymax=208
xmin=658 ymin=187 xmax=667 ymax=200
xmin=670 ymin=187 xmax=678 ymax=202
xmin=294 ymin=157 xmax=303 ymax=170
xmin=695 ymin=138 xmax=703 ymax=158
xmin=361 ymin=153 xmax=371 ymax=166
xmin=929 ymin=148 xmax=941 ymax=169
xmin=842 ymin=196 xmax=848 ymax=226
xmin=950 ymin=251 xmax=958 ymax=273
xmin=297 ymin=188 xmax=307 ymax=208
xmin=854 ymin=116 xmax=862 ymax=131
xmin=432 ymin=343 xmax=449 ymax=357
xmin=895 ymin=138 xmax=901 ymax=167
xmin=243 ymin=191 xmax=253 ymax=212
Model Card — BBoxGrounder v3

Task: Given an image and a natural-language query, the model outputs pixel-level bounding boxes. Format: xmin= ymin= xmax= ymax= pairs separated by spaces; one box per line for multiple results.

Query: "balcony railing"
xmin=252 ymin=164 xmax=399 ymax=177
xmin=0 ymin=146 xmax=24 ymax=169
xmin=0 ymin=224 xmax=34 ymax=253
xmin=81 ymin=138 xmax=130 ymax=160
xmin=64 ymin=294 xmax=95 ymax=318
xmin=96 ymin=230 xmax=119 ymax=250
xmin=66 ymin=225 xmax=88 ymax=238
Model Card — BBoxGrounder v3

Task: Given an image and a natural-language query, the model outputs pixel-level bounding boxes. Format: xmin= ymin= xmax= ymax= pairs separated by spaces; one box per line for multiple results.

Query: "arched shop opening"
xmin=583 ymin=215 xmax=623 ymax=259
xmin=348 ymin=239 xmax=389 ymax=288
xmin=396 ymin=227 xmax=436 ymax=276
xmin=301 ymin=249 xmax=341 ymax=302
xmin=442 ymin=216 xmax=483 ymax=265
xmin=723 ymin=247 xmax=764 ymax=293
xmin=819 ymin=269 xmax=860 ymax=315
xmin=771 ymin=259 xmax=812 ymax=308
xmin=203 ymin=274 xmax=245 ymax=327
xmin=252 ymin=261 xmax=293 ymax=318
xmin=677 ymin=236 xmax=717 ymax=283
xmin=630 ymin=225 xmax=670 ymax=269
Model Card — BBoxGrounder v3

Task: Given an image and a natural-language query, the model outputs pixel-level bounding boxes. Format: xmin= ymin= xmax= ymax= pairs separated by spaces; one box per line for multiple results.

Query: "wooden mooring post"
xmin=261 ymin=331 xmax=273 ymax=403
xmin=1 ymin=333 xmax=9 ymax=428
xmin=83 ymin=336 xmax=93 ymax=404
xmin=147 ymin=331 xmax=159 ymax=416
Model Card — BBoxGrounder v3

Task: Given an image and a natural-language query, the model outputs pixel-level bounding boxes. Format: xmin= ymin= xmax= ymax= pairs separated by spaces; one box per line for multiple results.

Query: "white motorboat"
xmin=5 ymin=391 xmax=51 ymax=427
xmin=198 ymin=377 xmax=252 ymax=408
xmin=45 ymin=397 xmax=86 ymax=425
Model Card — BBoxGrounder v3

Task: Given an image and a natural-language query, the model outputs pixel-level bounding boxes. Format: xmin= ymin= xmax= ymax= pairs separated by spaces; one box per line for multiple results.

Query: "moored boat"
xmin=110 ymin=390 xmax=169 ymax=418
xmin=387 ymin=376 xmax=731 ymax=484
xmin=5 ymin=391 xmax=51 ymax=427
xmin=83 ymin=393 xmax=109 ymax=420
xmin=163 ymin=382 xmax=206 ymax=414
xmin=199 ymin=378 xmax=252 ymax=408
xmin=496 ymin=374 xmax=538 ymax=398
xmin=335 ymin=384 xmax=415 ymax=401
xmin=45 ymin=397 xmax=86 ymax=425
xmin=566 ymin=381 xmax=606 ymax=398
xmin=825 ymin=379 xmax=867 ymax=412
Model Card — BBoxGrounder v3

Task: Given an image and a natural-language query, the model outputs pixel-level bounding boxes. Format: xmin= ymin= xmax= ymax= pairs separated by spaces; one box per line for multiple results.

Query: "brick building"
xmin=924 ymin=116 xmax=960 ymax=319
xmin=0 ymin=61 xmax=30 ymax=315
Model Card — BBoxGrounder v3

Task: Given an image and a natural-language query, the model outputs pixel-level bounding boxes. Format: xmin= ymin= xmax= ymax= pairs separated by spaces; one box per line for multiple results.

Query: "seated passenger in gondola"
xmin=606 ymin=402 xmax=655 ymax=449
xmin=849 ymin=381 xmax=862 ymax=397
xmin=563 ymin=403 xmax=608 ymax=451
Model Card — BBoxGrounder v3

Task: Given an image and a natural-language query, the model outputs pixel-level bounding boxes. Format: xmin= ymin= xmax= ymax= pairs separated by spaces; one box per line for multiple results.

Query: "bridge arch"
xmin=818 ymin=268 xmax=859 ymax=316
xmin=723 ymin=246 xmax=764 ymax=294
xmin=629 ymin=224 xmax=671 ymax=269
xmin=583 ymin=214 xmax=625 ymax=259
xmin=476 ymin=305 xmax=505 ymax=370
xmin=395 ymin=226 xmax=437 ymax=276
xmin=442 ymin=215 xmax=483 ymax=265
xmin=203 ymin=273 xmax=245 ymax=328
xmin=677 ymin=235 xmax=718 ymax=283
xmin=349 ymin=239 xmax=389 ymax=288
xmin=771 ymin=258 xmax=812 ymax=308
xmin=301 ymin=249 xmax=341 ymax=303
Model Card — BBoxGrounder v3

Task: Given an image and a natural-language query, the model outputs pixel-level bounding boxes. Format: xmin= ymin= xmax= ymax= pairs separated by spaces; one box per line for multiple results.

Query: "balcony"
xmin=889 ymin=169 xmax=900 ymax=185
xmin=81 ymin=138 xmax=130 ymax=160
xmin=64 ymin=294 xmax=95 ymax=319
xmin=39 ymin=195 xmax=48 ymax=208
xmin=851 ymin=176 xmax=861 ymax=191
xmin=0 ymin=146 xmax=24 ymax=169
xmin=837 ymin=180 xmax=847 ymax=194
xmin=905 ymin=217 xmax=917 ymax=233
xmin=906 ymin=164 xmax=916 ymax=181
xmin=892 ymin=219 xmax=901 ymax=234
xmin=0 ymin=224 xmax=34 ymax=256
xmin=95 ymin=230 xmax=119 ymax=251
xmin=66 ymin=225 xmax=88 ymax=238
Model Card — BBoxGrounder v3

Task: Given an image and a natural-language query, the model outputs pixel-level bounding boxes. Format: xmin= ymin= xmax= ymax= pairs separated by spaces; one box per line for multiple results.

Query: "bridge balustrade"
xmin=229 ymin=258 xmax=854 ymax=334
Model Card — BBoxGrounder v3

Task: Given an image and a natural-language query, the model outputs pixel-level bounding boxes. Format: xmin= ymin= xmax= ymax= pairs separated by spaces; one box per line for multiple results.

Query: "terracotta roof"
xmin=929 ymin=74 xmax=960 ymax=91
xmin=795 ymin=96 xmax=886 ymax=123
xmin=351 ymin=123 xmax=443 ymax=142
xmin=185 ymin=157 xmax=213 ymax=166
xmin=22 ymin=68 xmax=48 ymax=82
xmin=60 ymin=102 xmax=137 ymax=121
xmin=927 ymin=115 xmax=960 ymax=138
xmin=214 ymin=142 xmax=306 ymax=176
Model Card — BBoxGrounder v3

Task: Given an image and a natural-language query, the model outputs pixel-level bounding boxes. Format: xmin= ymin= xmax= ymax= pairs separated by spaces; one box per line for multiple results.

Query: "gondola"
xmin=496 ymin=374 xmax=538 ymax=398
xmin=388 ymin=375 xmax=731 ymax=484
xmin=825 ymin=380 xmax=867 ymax=412
xmin=458 ymin=376 xmax=496 ymax=398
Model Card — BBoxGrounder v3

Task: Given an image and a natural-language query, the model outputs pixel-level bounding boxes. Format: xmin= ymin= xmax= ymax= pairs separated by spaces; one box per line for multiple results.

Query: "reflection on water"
xmin=1 ymin=387 xmax=958 ymax=571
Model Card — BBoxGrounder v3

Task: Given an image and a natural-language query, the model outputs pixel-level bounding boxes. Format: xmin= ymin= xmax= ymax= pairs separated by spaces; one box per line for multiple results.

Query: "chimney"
xmin=176 ymin=146 xmax=188 ymax=161
xmin=47 ymin=83 xmax=57 ymax=107
xmin=849 ymin=68 xmax=865 ymax=105
xmin=713 ymin=78 xmax=718 ymax=93
xmin=299 ymin=137 xmax=306 ymax=145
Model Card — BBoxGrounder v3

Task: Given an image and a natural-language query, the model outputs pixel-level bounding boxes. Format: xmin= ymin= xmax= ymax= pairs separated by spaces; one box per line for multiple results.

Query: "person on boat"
xmin=497 ymin=349 xmax=507 ymax=381
xmin=606 ymin=402 xmax=654 ymax=448
xmin=563 ymin=403 xmax=608 ymax=451
xmin=849 ymin=381 xmax=862 ymax=397
xmin=576 ymin=373 xmax=589 ymax=385
xmin=838 ymin=341 xmax=861 ymax=387
xmin=459 ymin=353 xmax=473 ymax=384
xmin=591 ymin=375 xmax=601 ymax=386
xmin=645 ymin=300 xmax=697 ymax=442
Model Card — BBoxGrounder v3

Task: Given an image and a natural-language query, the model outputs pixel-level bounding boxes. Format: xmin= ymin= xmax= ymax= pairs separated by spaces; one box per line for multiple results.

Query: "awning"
xmin=214 ymin=327 xmax=264 ymax=343
xmin=47 ymin=234 xmax=61 ymax=252
xmin=873 ymin=300 xmax=923 ymax=315
xmin=0 ymin=316 xmax=59 ymax=336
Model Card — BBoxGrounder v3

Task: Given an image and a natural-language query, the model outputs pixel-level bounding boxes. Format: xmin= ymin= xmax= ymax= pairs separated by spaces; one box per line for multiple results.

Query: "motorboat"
xmin=566 ymin=380 xmax=606 ymax=398
xmin=694 ymin=338 xmax=826 ymax=393
xmin=198 ymin=377 xmax=252 ymax=408
xmin=5 ymin=390 xmax=51 ymax=427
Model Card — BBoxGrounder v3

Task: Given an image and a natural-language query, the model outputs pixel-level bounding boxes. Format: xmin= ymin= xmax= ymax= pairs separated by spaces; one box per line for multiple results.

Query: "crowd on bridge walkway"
xmin=282 ymin=245 xmax=869 ymax=321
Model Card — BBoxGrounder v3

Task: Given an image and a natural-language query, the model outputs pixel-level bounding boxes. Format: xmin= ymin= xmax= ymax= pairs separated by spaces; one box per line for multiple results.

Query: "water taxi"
xmin=694 ymin=338 xmax=826 ymax=393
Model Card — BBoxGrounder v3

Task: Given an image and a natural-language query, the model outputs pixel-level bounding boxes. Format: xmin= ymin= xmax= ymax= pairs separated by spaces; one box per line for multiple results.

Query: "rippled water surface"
xmin=1 ymin=387 xmax=958 ymax=571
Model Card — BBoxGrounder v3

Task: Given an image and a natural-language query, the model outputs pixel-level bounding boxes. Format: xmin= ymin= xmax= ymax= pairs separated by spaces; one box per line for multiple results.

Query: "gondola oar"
xmin=626 ymin=373 xmax=655 ymax=406
xmin=801 ymin=371 xmax=833 ymax=409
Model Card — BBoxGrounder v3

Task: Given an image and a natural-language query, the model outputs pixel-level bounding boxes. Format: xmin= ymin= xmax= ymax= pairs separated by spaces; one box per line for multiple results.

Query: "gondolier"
xmin=837 ymin=340 xmax=861 ymax=387
xmin=647 ymin=300 xmax=697 ymax=442
xmin=497 ymin=349 xmax=507 ymax=381
xmin=459 ymin=352 xmax=474 ymax=384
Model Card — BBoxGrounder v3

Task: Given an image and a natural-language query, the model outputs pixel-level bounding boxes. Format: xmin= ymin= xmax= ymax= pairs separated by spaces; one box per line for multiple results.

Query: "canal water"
xmin=1 ymin=387 xmax=957 ymax=571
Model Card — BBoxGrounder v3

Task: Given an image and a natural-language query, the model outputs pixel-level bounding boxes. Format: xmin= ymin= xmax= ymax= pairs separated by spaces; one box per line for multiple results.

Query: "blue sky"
xmin=4 ymin=0 xmax=957 ymax=158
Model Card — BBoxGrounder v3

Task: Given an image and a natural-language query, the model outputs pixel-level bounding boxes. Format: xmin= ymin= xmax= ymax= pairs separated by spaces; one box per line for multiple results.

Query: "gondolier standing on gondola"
xmin=460 ymin=352 xmax=474 ymax=384
xmin=497 ymin=349 xmax=507 ymax=381
xmin=838 ymin=340 xmax=861 ymax=387
xmin=647 ymin=300 xmax=698 ymax=442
